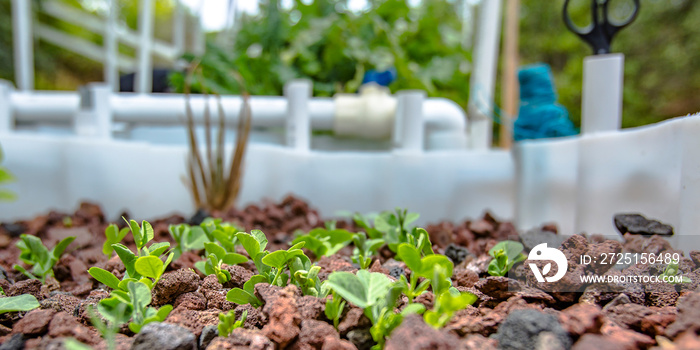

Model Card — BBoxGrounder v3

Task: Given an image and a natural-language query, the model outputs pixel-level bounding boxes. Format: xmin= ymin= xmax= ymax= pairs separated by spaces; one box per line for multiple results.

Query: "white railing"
xmin=11 ymin=0 xmax=204 ymax=93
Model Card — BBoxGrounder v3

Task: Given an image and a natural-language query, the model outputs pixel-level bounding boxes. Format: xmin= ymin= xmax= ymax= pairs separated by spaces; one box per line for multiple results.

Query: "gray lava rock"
xmin=199 ymin=325 xmax=218 ymax=350
xmin=614 ymin=213 xmax=673 ymax=236
xmin=444 ymin=244 xmax=472 ymax=265
xmin=347 ymin=328 xmax=374 ymax=350
xmin=494 ymin=309 xmax=572 ymax=350
xmin=0 ymin=334 xmax=25 ymax=350
xmin=131 ymin=322 xmax=197 ymax=350
xmin=520 ymin=228 xmax=566 ymax=251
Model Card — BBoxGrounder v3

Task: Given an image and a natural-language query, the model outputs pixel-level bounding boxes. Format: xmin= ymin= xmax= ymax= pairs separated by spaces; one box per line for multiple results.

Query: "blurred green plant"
xmin=170 ymin=0 xmax=471 ymax=106
xmin=0 ymin=145 xmax=15 ymax=201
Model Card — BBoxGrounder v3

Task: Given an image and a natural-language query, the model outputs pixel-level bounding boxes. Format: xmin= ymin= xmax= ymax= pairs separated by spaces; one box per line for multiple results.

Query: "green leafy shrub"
xmin=218 ymin=309 xmax=247 ymax=337
xmin=324 ymin=270 xmax=423 ymax=349
xmin=0 ymin=294 xmax=40 ymax=313
xmin=89 ymin=219 xmax=174 ymax=290
xmin=487 ymin=241 xmax=526 ymax=277
xmin=14 ymin=234 xmax=75 ymax=282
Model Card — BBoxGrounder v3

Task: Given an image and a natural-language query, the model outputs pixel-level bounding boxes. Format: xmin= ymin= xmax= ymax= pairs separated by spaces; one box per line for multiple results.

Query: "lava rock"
xmin=199 ymin=325 xmax=218 ymax=350
xmin=444 ymin=244 xmax=472 ymax=265
xmin=388 ymin=265 xmax=405 ymax=279
xmin=665 ymin=291 xmax=700 ymax=338
xmin=520 ymin=228 xmax=566 ymax=251
xmin=152 ymin=268 xmax=201 ymax=306
xmin=131 ymin=322 xmax=197 ymax=350
xmin=11 ymin=309 xmax=56 ymax=337
xmin=188 ymin=208 xmax=210 ymax=226
xmin=346 ymin=328 xmax=374 ymax=350
xmin=494 ymin=309 xmax=572 ymax=350
xmin=385 ymin=314 xmax=461 ymax=350
xmin=0 ymin=334 xmax=25 ymax=350
xmin=0 ymin=223 xmax=26 ymax=237
xmin=614 ymin=213 xmax=673 ymax=236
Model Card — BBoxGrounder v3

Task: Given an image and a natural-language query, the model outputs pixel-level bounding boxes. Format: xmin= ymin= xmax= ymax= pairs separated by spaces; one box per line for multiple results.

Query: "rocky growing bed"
xmin=0 ymin=196 xmax=699 ymax=350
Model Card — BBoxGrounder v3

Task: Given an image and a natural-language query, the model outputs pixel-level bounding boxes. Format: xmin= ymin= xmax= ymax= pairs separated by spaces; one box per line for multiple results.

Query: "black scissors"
xmin=563 ymin=0 xmax=640 ymax=55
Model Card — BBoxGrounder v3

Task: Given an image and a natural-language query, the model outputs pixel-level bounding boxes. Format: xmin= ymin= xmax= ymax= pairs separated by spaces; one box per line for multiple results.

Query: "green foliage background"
xmin=171 ymin=0 xmax=471 ymax=108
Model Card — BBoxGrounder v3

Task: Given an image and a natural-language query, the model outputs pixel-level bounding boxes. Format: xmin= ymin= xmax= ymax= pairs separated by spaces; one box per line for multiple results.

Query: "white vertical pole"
xmin=467 ymin=0 xmax=503 ymax=150
xmin=11 ymin=0 xmax=34 ymax=91
xmin=581 ymin=54 xmax=624 ymax=134
xmin=104 ymin=0 xmax=119 ymax=92
xmin=75 ymin=84 xmax=112 ymax=138
xmin=284 ymin=79 xmax=312 ymax=152
xmin=0 ymin=81 xmax=13 ymax=132
xmin=136 ymin=0 xmax=155 ymax=94
xmin=173 ymin=0 xmax=185 ymax=57
xmin=394 ymin=90 xmax=426 ymax=153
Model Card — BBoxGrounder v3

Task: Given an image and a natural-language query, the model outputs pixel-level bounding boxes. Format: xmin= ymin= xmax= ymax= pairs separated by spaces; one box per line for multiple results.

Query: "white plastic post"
xmin=581 ymin=54 xmax=624 ymax=134
xmin=11 ymin=0 xmax=34 ymax=91
xmin=394 ymin=90 xmax=426 ymax=153
xmin=104 ymin=0 xmax=119 ymax=92
xmin=467 ymin=0 xmax=503 ymax=150
xmin=173 ymin=0 xmax=185 ymax=57
xmin=0 ymin=81 xmax=13 ymax=132
xmin=284 ymin=80 xmax=312 ymax=151
xmin=75 ymin=84 xmax=112 ymax=138
xmin=136 ymin=0 xmax=154 ymax=94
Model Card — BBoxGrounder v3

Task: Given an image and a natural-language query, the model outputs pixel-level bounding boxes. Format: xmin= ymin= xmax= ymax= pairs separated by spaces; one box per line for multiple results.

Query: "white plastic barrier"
xmin=515 ymin=113 xmax=700 ymax=249
xmin=0 ymin=133 xmax=515 ymax=226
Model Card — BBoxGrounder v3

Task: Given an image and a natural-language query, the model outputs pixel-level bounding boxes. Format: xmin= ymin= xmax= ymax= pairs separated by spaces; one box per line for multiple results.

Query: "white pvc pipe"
xmin=467 ymin=0 xmax=502 ymax=150
xmin=173 ymin=0 xmax=185 ymax=57
xmin=284 ymin=79 xmax=312 ymax=151
xmin=581 ymin=54 xmax=624 ymax=134
xmin=11 ymin=0 xmax=34 ymax=91
xmin=9 ymin=91 xmax=466 ymax=137
xmin=395 ymin=90 xmax=426 ymax=153
xmin=136 ymin=0 xmax=154 ymax=94
xmin=104 ymin=0 xmax=119 ymax=92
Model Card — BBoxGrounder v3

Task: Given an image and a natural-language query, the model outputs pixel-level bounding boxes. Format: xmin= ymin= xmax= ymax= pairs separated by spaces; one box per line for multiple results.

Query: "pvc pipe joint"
xmin=334 ymin=83 xmax=397 ymax=140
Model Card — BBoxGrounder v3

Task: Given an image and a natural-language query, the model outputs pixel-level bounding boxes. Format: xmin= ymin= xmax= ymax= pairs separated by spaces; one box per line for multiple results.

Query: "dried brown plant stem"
xmin=183 ymin=61 xmax=252 ymax=211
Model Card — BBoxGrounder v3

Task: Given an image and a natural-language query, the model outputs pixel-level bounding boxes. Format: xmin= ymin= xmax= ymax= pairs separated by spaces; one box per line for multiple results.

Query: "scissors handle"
xmin=563 ymin=0 xmax=640 ymax=54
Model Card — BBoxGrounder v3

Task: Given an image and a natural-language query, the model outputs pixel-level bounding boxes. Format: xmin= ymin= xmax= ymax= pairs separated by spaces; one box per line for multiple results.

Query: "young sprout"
xmin=659 ymin=259 xmax=692 ymax=284
xmin=487 ymin=241 xmax=526 ymax=277
xmin=14 ymin=234 xmax=75 ymax=283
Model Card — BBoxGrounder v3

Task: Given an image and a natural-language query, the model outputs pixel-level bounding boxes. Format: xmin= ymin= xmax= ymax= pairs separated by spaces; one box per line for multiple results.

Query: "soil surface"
xmin=0 ymin=195 xmax=699 ymax=349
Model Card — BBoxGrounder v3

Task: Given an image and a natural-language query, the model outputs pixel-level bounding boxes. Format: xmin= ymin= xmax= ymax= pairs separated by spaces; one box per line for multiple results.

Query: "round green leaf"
xmin=134 ymin=256 xmax=164 ymax=280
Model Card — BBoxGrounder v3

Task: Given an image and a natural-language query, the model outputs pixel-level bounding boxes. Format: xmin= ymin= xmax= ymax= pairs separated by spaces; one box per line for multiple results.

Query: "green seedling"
xmin=225 ymin=230 xmax=270 ymax=306
xmin=97 ymin=280 xmax=172 ymax=333
xmin=659 ymin=260 xmax=692 ymax=284
xmin=354 ymin=208 xmax=433 ymax=255
xmin=0 ymin=294 xmax=40 ymax=314
xmin=397 ymin=243 xmax=454 ymax=295
xmin=289 ymin=254 xmax=324 ymax=297
xmin=324 ymin=270 xmax=425 ymax=349
xmin=325 ymin=290 xmax=346 ymax=329
xmin=86 ymin=304 xmax=123 ymax=350
xmin=199 ymin=218 xmax=243 ymax=253
xmin=291 ymin=225 xmax=354 ymax=258
xmin=102 ymin=224 xmax=129 ymax=257
xmin=423 ymin=288 xmax=477 ymax=328
xmin=0 ymin=145 xmax=16 ymax=201
xmin=487 ymin=241 xmax=526 ymax=277
xmin=89 ymin=219 xmax=174 ymax=291
xmin=195 ymin=242 xmax=248 ymax=284
xmin=14 ymin=234 xmax=75 ymax=282
xmin=63 ymin=338 xmax=93 ymax=350
xmin=168 ymin=223 xmax=206 ymax=260
xmin=218 ymin=309 xmax=247 ymax=337
xmin=352 ymin=232 xmax=384 ymax=269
